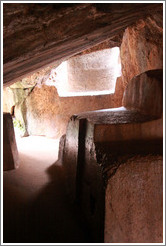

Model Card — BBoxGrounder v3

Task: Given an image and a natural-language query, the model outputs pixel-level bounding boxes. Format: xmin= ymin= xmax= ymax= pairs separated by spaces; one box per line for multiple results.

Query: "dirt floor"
xmin=3 ymin=135 xmax=90 ymax=243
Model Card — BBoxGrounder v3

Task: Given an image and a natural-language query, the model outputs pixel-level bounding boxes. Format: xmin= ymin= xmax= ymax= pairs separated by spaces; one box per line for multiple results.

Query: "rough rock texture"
xmin=3 ymin=87 xmax=33 ymax=115
xmin=3 ymin=75 xmax=123 ymax=138
xmin=14 ymin=101 xmax=29 ymax=137
xmin=94 ymin=117 xmax=162 ymax=144
xmin=120 ymin=14 xmax=163 ymax=86
xmin=122 ymin=69 xmax=163 ymax=117
xmin=3 ymin=48 xmax=124 ymax=136
xmin=26 ymin=84 xmax=123 ymax=138
xmin=3 ymin=3 xmax=162 ymax=85
xmin=3 ymin=65 xmax=58 ymax=113
xmin=113 ymin=76 xmax=124 ymax=107
xmin=105 ymin=155 xmax=163 ymax=243
xmin=25 ymin=85 xmax=62 ymax=137
xmin=3 ymin=87 xmax=15 ymax=114
xmin=64 ymin=116 xmax=105 ymax=242
xmin=58 ymin=134 xmax=66 ymax=165
xmin=63 ymin=106 xmax=163 ymax=242
xmin=77 ymin=37 xmax=123 ymax=56
xmin=65 ymin=48 xmax=121 ymax=93
xmin=3 ymin=113 xmax=19 ymax=171
xmin=63 ymin=117 xmax=80 ymax=202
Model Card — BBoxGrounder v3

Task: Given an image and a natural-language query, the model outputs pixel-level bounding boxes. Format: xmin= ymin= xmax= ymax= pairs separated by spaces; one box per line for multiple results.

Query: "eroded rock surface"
xmin=3 ymin=65 xmax=57 ymax=113
xmin=62 ymin=65 xmax=163 ymax=242
xmin=63 ymin=107 xmax=162 ymax=242
xmin=4 ymin=75 xmax=124 ymax=138
xmin=65 ymin=48 xmax=120 ymax=93
xmin=26 ymin=84 xmax=112 ymax=138
xmin=122 ymin=69 xmax=163 ymax=117
xmin=105 ymin=155 xmax=163 ymax=243
xmin=3 ymin=3 xmax=162 ymax=85
xmin=120 ymin=14 xmax=163 ymax=86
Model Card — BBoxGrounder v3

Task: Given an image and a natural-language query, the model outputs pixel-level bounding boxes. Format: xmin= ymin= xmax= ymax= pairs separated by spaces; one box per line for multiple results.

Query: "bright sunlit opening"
xmin=45 ymin=47 xmax=121 ymax=97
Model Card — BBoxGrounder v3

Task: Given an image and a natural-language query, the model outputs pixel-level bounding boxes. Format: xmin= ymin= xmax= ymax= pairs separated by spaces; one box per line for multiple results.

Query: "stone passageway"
xmin=3 ymin=136 xmax=89 ymax=243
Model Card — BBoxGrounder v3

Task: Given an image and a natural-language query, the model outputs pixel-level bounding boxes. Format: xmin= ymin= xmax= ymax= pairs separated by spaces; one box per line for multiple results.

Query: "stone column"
xmin=3 ymin=113 xmax=19 ymax=171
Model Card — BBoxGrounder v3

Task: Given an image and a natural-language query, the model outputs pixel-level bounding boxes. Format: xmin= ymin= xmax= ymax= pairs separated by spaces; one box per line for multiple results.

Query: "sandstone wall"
xmin=62 ymin=105 xmax=163 ymax=243
xmin=23 ymin=77 xmax=123 ymax=138
xmin=122 ymin=69 xmax=163 ymax=117
xmin=3 ymin=74 xmax=124 ymax=138
xmin=3 ymin=52 xmax=124 ymax=138
xmin=105 ymin=155 xmax=163 ymax=243
xmin=3 ymin=65 xmax=57 ymax=113
xmin=66 ymin=48 xmax=121 ymax=93
xmin=120 ymin=14 xmax=163 ymax=87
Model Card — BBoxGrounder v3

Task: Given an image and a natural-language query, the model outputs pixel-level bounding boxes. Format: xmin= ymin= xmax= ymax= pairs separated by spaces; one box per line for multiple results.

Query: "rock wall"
xmin=3 ymin=113 xmax=19 ymax=171
xmin=120 ymin=14 xmax=163 ymax=87
xmin=62 ymin=106 xmax=162 ymax=243
xmin=23 ymin=77 xmax=123 ymax=138
xmin=3 ymin=68 xmax=124 ymax=138
xmin=65 ymin=48 xmax=121 ymax=93
xmin=4 ymin=3 xmax=162 ymax=85
xmin=3 ymin=65 xmax=57 ymax=113
xmin=105 ymin=155 xmax=163 ymax=243
xmin=61 ymin=63 xmax=163 ymax=242
xmin=122 ymin=69 xmax=163 ymax=117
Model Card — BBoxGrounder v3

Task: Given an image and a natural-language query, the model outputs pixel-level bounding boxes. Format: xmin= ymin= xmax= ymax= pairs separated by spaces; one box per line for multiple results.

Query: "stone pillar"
xmin=3 ymin=113 xmax=19 ymax=171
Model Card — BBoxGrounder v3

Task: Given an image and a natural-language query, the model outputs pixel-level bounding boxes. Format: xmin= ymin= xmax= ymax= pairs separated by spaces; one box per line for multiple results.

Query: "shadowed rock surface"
xmin=3 ymin=3 xmax=162 ymax=85
xmin=3 ymin=113 xmax=19 ymax=170
xmin=62 ymin=69 xmax=163 ymax=242
xmin=122 ymin=69 xmax=163 ymax=117
xmin=3 ymin=3 xmax=163 ymax=244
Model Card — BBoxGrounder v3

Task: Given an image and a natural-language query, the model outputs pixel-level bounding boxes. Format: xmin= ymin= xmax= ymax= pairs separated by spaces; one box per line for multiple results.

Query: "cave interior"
xmin=3 ymin=2 xmax=163 ymax=244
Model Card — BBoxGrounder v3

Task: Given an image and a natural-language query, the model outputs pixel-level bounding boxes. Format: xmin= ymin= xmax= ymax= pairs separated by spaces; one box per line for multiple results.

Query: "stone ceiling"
xmin=3 ymin=3 xmax=162 ymax=86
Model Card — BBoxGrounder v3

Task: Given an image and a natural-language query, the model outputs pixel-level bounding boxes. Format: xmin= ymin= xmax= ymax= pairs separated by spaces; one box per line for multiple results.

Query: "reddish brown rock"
xmin=3 ymin=3 xmax=162 ymax=85
xmin=113 ymin=76 xmax=124 ymax=107
xmin=94 ymin=117 xmax=162 ymax=145
xmin=63 ymin=117 xmax=80 ymax=202
xmin=7 ymin=78 xmax=123 ymax=138
xmin=3 ymin=113 xmax=19 ymax=171
xmin=76 ymin=37 xmax=123 ymax=56
xmin=120 ymin=14 xmax=163 ymax=87
xmin=122 ymin=69 xmax=163 ymax=117
xmin=63 ymin=107 xmax=162 ymax=242
xmin=105 ymin=155 xmax=163 ymax=243
xmin=63 ymin=48 xmax=120 ymax=93
xmin=58 ymin=134 xmax=66 ymax=164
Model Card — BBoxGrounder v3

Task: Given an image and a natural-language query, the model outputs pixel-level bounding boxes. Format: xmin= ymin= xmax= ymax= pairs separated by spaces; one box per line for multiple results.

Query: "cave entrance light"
xmin=46 ymin=47 xmax=121 ymax=97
